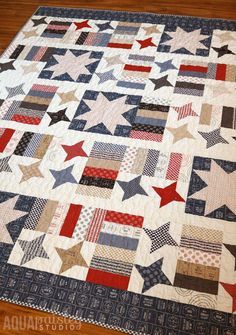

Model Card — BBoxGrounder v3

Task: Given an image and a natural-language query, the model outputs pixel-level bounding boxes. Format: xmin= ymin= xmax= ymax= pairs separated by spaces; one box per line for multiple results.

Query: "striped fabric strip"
xmin=130 ymin=130 xmax=163 ymax=142
xmin=90 ymin=256 xmax=133 ymax=276
xmin=23 ymin=133 xmax=43 ymax=157
xmin=33 ymin=47 xmax=47 ymax=61
xmin=90 ymin=142 xmax=127 ymax=161
xmin=143 ymin=149 xmax=159 ymax=177
xmin=117 ymin=81 xmax=146 ymax=90
xmin=24 ymin=198 xmax=48 ymax=230
xmin=180 ymin=237 xmax=222 ymax=254
xmin=166 ymin=152 xmax=183 ymax=181
xmin=98 ymin=232 xmax=139 ymax=250
xmin=105 ymin=210 xmax=143 ymax=227
xmin=83 ymin=166 xmax=118 ymax=180
xmin=86 ymin=208 xmax=107 ymax=242
xmin=31 ymin=84 xmax=58 ymax=93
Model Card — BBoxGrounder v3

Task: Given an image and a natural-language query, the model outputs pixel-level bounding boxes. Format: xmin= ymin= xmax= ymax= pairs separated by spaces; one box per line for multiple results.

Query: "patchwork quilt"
xmin=0 ymin=6 xmax=236 ymax=334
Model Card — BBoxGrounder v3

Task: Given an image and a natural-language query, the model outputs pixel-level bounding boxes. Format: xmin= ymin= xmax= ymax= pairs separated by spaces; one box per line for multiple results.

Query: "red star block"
xmin=221 ymin=282 xmax=236 ymax=312
xmin=61 ymin=141 xmax=88 ymax=161
xmin=153 ymin=182 xmax=185 ymax=208
xmin=136 ymin=37 xmax=156 ymax=49
xmin=74 ymin=20 xmax=91 ymax=30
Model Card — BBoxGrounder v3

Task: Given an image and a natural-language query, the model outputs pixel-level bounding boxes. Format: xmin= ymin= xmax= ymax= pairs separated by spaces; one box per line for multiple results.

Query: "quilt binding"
xmin=0 ymin=6 xmax=235 ymax=335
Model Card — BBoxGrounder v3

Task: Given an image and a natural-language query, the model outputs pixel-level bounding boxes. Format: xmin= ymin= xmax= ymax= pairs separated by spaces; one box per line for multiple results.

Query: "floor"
xmin=0 ymin=0 xmax=235 ymax=334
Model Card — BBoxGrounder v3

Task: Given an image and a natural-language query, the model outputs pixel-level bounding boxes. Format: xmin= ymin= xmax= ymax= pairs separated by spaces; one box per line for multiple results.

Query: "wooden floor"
xmin=0 ymin=0 xmax=235 ymax=334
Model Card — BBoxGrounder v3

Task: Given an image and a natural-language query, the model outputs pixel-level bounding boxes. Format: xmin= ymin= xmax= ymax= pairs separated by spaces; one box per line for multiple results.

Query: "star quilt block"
xmin=69 ymin=90 xmax=141 ymax=137
xmin=39 ymin=49 xmax=103 ymax=83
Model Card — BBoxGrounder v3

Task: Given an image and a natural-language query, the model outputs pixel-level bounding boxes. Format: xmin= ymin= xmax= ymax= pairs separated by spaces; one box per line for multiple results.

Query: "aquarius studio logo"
xmin=3 ymin=315 xmax=82 ymax=331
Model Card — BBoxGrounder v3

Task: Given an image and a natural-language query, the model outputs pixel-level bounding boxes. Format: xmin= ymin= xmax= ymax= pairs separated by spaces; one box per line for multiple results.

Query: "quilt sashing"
xmin=0 ymin=6 xmax=236 ymax=335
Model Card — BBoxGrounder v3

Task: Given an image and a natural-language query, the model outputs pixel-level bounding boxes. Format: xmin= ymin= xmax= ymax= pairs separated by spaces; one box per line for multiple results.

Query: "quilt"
xmin=0 ymin=6 xmax=236 ymax=334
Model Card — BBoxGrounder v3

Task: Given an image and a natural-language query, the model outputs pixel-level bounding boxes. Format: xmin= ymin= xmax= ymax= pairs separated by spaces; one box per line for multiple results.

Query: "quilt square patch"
xmin=185 ymin=156 xmax=236 ymax=221
xmin=1 ymin=84 xmax=58 ymax=125
xmin=174 ymin=224 xmax=223 ymax=295
xmin=4 ymin=190 xmax=144 ymax=292
xmin=157 ymin=22 xmax=212 ymax=56
xmin=69 ymin=90 xmax=141 ymax=137
xmin=39 ymin=49 xmax=103 ymax=83
xmin=41 ymin=20 xmax=72 ymax=39
xmin=77 ymin=141 xmax=127 ymax=198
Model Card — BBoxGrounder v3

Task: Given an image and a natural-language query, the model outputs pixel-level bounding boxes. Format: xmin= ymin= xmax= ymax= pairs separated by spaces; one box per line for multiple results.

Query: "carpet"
xmin=0 ymin=6 xmax=236 ymax=334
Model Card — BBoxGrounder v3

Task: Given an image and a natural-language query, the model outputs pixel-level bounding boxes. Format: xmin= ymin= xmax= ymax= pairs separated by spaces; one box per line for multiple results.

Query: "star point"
xmin=208 ymin=84 xmax=231 ymax=97
xmin=0 ymin=156 xmax=12 ymax=173
xmin=216 ymin=31 xmax=236 ymax=43
xmin=96 ymin=21 xmax=113 ymax=31
xmin=104 ymin=55 xmax=124 ymax=67
xmin=31 ymin=17 xmax=47 ymax=27
xmin=142 ymin=25 xmax=161 ymax=35
xmin=136 ymin=37 xmax=156 ymax=49
xmin=21 ymin=62 xmax=39 ymax=75
xmin=150 ymin=75 xmax=173 ymax=90
xmin=6 ymin=84 xmax=25 ymax=99
xmin=220 ymin=282 xmax=236 ymax=312
xmin=47 ymin=108 xmax=70 ymax=126
xmin=57 ymin=89 xmax=78 ymax=105
xmin=18 ymin=161 xmax=44 ymax=183
xmin=155 ymin=59 xmax=177 ymax=73
xmin=18 ymin=234 xmax=49 ymax=265
xmin=0 ymin=60 xmax=15 ymax=73
xmin=212 ymin=45 xmax=235 ymax=57
xmin=74 ymin=20 xmax=91 ymax=30
xmin=144 ymin=222 xmax=178 ymax=253
xmin=96 ymin=69 xmax=117 ymax=84
xmin=117 ymin=175 xmax=148 ymax=201
xmin=162 ymin=27 xmax=209 ymax=54
xmin=153 ymin=182 xmax=185 ymax=208
xmin=61 ymin=141 xmax=87 ymax=161
xmin=56 ymin=242 xmax=87 ymax=274
xmin=173 ymin=102 xmax=198 ymax=120
xmin=47 ymin=50 xmax=96 ymax=81
xmin=199 ymin=128 xmax=228 ymax=148
xmin=136 ymin=258 xmax=171 ymax=293
xmin=50 ymin=165 xmax=77 ymax=189
xmin=22 ymin=29 xmax=38 ymax=39
xmin=166 ymin=124 xmax=195 ymax=143
xmin=224 ymin=244 xmax=236 ymax=270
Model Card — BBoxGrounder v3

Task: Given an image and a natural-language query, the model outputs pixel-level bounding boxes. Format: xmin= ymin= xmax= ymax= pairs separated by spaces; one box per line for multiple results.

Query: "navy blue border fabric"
xmin=35 ymin=7 xmax=236 ymax=31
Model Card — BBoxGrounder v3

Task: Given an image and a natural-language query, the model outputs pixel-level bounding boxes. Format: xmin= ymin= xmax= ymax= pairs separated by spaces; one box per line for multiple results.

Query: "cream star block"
xmin=78 ymin=93 xmax=133 ymax=134
xmin=47 ymin=50 xmax=96 ymax=80
xmin=192 ymin=161 xmax=236 ymax=215
xmin=163 ymin=27 xmax=209 ymax=53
